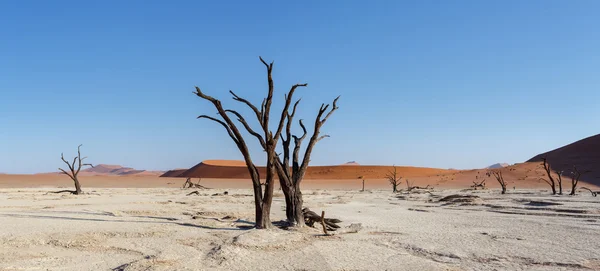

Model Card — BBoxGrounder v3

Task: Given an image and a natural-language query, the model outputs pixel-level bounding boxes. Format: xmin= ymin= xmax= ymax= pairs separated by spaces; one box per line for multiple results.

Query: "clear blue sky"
xmin=1 ymin=1 xmax=599 ymax=174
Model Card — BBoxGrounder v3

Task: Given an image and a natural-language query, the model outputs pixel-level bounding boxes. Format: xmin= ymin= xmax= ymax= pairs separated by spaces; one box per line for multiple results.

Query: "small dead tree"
xmin=569 ymin=166 xmax=582 ymax=195
xmin=541 ymin=158 xmax=557 ymax=195
xmin=489 ymin=170 xmax=507 ymax=194
xmin=55 ymin=144 xmax=93 ymax=195
xmin=385 ymin=165 xmax=402 ymax=193
xmin=471 ymin=180 xmax=486 ymax=190
xmin=556 ymin=170 xmax=564 ymax=195
xmin=182 ymin=178 xmax=209 ymax=189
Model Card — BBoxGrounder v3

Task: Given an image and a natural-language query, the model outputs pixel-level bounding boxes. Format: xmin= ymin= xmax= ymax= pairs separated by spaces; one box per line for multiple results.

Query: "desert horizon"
xmin=3 ymin=1 xmax=600 ymax=270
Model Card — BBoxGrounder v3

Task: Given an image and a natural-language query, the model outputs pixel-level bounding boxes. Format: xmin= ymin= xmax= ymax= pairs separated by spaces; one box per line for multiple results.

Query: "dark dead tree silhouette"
xmin=194 ymin=59 xmax=277 ymax=229
xmin=540 ymin=158 xmax=557 ymax=195
xmin=569 ymin=166 xmax=582 ymax=196
xmin=385 ymin=165 xmax=402 ymax=193
xmin=194 ymin=57 xmax=339 ymax=228
xmin=556 ymin=170 xmax=564 ymax=195
xmin=52 ymin=144 xmax=93 ymax=195
xmin=471 ymin=180 xmax=486 ymax=190
xmin=488 ymin=170 xmax=507 ymax=194
xmin=274 ymin=92 xmax=339 ymax=226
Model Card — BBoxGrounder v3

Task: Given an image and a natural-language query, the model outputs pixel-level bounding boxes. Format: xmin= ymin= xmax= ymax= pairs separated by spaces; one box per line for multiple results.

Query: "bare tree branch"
xmin=225 ymin=109 xmax=266 ymax=148
xmin=229 ymin=90 xmax=262 ymax=124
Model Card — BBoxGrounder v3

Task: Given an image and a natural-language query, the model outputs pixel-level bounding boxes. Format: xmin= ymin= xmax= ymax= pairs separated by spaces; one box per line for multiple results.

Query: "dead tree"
xmin=274 ymin=87 xmax=339 ymax=226
xmin=195 ymin=57 xmax=339 ymax=228
xmin=569 ymin=166 xmax=582 ymax=195
xmin=471 ymin=180 xmax=486 ymax=190
xmin=385 ymin=165 xmax=402 ymax=193
xmin=489 ymin=170 xmax=507 ymax=194
xmin=194 ymin=58 xmax=278 ymax=229
xmin=556 ymin=170 xmax=564 ymax=195
xmin=182 ymin=178 xmax=209 ymax=189
xmin=55 ymin=144 xmax=93 ymax=195
xmin=541 ymin=158 xmax=557 ymax=195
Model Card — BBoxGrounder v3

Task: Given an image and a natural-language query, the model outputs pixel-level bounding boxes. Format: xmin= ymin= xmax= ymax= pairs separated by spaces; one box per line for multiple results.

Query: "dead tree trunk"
xmin=386 ymin=165 xmax=402 ymax=193
xmin=541 ymin=158 xmax=557 ymax=195
xmin=489 ymin=170 xmax=507 ymax=194
xmin=569 ymin=166 xmax=582 ymax=196
xmin=556 ymin=171 xmax=564 ymax=195
xmin=55 ymin=144 xmax=93 ymax=195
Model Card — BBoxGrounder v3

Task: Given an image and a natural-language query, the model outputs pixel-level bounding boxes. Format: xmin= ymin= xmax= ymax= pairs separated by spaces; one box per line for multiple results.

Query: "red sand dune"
xmin=174 ymin=160 xmax=456 ymax=180
xmin=527 ymin=134 xmax=600 ymax=186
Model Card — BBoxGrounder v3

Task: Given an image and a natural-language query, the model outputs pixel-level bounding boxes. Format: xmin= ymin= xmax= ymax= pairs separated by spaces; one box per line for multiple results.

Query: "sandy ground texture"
xmin=1 ymin=187 xmax=600 ymax=271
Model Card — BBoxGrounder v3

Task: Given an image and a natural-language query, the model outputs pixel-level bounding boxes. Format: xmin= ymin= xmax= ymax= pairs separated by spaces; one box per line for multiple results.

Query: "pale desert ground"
xmin=2 ymin=185 xmax=600 ymax=271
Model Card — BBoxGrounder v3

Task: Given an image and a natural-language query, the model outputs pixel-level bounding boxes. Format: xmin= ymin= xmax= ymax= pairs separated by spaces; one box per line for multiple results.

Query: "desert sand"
xmin=2 ymin=135 xmax=599 ymax=270
xmin=1 ymin=187 xmax=600 ymax=270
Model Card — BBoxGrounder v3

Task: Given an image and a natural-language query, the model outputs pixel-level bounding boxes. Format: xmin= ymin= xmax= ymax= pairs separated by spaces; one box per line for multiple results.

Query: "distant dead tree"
xmin=358 ymin=176 xmax=365 ymax=192
xmin=556 ymin=170 xmax=564 ymax=195
xmin=54 ymin=144 xmax=93 ymax=195
xmin=183 ymin=178 xmax=209 ymax=189
xmin=471 ymin=180 xmax=486 ymax=190
xmin=194 ymin=56 xmax=339 ymax=228
xmin=540 ymin=158 xmax=557 ymax=195
xmin=569 ymin=166 xmax=582 ymax=195
xmin=385 ymin=165 xmax=402 ymax=193
xmin=488 ymin=170 xmax=507 ymax=194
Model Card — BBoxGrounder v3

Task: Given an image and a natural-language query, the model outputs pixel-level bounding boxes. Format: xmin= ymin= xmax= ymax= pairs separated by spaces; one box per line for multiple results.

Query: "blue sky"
xmin=1 ymin=1 xmax=599 ymax=174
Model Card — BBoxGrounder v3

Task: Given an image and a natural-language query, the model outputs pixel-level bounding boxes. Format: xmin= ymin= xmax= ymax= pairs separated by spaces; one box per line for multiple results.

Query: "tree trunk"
xmin=73 ymin=178 xmax=82 ymax=195
xmin=558 ymin=182 xmax=562 ymax=195
xmin=281 ymin=182 xmax=304 ymax=226
xmin=551 ymin=185 xmax=556 ymax=195
xmin=291 ymin=183 xmax=304 ymax=226
xmin=255 ymin=159 xmax=276 ymax=229
xmin=501 ymin=186 xmax=506 ymax=194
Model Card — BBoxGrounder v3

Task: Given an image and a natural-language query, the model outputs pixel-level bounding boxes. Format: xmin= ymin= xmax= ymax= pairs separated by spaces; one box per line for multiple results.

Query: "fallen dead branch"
xmin=186 ymin=191 xmax=200 ymax=196
xmin=302 ymin=207 xmax=341 ymax=231
xmin=183 ymin=178 xmax=210 ymax=189
xmin=580 ymin=187 xmax=599 ymax=197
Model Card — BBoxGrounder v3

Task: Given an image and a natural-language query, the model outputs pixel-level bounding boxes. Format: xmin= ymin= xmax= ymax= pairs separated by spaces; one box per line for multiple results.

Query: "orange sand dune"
xmin=2 ymin=161 xmax=598 ymax=191
xmin=175 ymin=160 xmax=456 ymax=180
